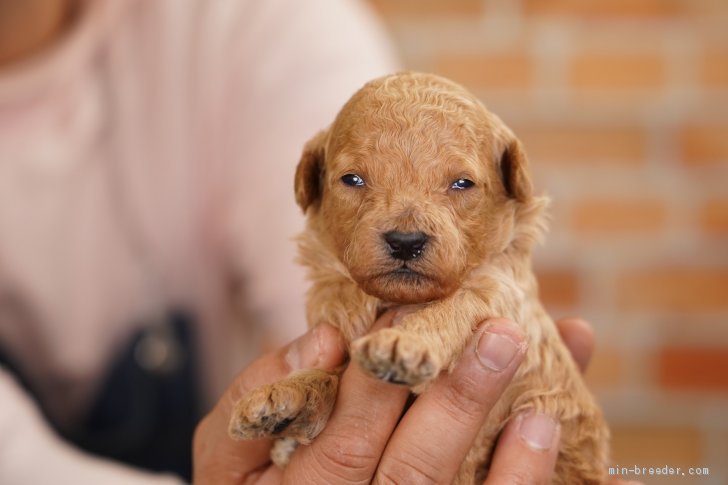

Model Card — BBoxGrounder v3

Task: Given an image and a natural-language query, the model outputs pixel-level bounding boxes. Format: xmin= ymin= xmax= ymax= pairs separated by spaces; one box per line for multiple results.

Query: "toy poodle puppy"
xmin=229 ymin=72 xmax=609 ymax=484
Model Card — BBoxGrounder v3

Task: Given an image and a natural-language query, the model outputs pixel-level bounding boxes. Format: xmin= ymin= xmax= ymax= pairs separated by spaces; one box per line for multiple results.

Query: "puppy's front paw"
xmin=228 ymin=369 xmax=337 ymax=444
xmin=352 ymin=328 xmax=441 ymax=387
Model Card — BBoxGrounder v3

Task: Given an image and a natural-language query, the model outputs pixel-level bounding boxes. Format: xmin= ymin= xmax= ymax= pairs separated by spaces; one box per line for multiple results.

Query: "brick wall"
xmin=367 ymin=1 xmax=728 ymax=483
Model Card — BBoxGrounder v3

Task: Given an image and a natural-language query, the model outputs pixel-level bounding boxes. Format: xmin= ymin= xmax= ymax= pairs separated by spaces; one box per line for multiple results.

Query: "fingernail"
xmin=518 ymin=412 xmax=558 ymax=451
xmin=285 ymin=325 xmax=322 ymax=370
xmin=475 ymin=327 xmax=523 ymax=372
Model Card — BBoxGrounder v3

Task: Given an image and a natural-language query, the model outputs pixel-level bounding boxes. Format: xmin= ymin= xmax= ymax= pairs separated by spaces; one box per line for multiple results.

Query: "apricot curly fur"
xmin=229 ymin=72 xmax=609 ymax=482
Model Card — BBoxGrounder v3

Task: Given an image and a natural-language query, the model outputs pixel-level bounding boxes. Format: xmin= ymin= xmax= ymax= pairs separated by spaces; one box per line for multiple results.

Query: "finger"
xmin=192 ymin=323 xmax=346 ymax=484
xmin=374 ymin=318 xmax=527 ymax=484
xmin=486 ymin=411 xmax=560 ymax=484
xmin=284 ymin=311 xmax=411 ymax=484
xmin=555 ymin=317 xmax=594 ymax=372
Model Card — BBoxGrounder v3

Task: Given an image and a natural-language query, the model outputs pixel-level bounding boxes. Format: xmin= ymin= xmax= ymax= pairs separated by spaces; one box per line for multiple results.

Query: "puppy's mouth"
xmin=378 ymin=265 xmax=430 ymax=283
xmin=355 ymin=262 xmax=453 ymax=304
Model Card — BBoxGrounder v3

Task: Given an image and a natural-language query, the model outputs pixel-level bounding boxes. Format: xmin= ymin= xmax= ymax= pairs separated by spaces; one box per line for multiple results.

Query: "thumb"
xmin=193 ymin=323 xmax=346 ymax=484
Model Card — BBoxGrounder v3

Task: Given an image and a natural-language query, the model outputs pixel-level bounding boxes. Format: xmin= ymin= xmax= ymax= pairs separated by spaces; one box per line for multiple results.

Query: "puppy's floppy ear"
xmin=499 ymin=137 xmax=533 ymax=202
xmin=294 ymin=129 xmax=328 ymax=212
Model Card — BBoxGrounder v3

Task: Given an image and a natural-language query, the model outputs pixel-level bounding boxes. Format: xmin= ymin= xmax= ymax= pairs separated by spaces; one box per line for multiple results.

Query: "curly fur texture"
xmin=230 ymin=72 xmax=609 ymax=484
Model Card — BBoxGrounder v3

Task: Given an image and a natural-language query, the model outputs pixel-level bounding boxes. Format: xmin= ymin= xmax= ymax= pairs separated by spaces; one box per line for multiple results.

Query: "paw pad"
xmin=352 ymin=329 xmax=440 ymax=387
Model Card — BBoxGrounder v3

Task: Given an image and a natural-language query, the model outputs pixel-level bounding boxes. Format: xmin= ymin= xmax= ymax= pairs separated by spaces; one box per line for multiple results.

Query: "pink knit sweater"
xmin=0 ymin=0 xmax=396 ymax=481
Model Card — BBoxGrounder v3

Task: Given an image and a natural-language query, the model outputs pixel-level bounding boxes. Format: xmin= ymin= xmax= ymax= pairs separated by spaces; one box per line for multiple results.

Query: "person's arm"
xmin=0 ymin=368 xmax=184 ymax=485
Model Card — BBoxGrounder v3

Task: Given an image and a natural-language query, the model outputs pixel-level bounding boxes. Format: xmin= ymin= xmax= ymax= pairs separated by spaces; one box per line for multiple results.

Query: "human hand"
xmin=194 ymin=313 xmax=531 ymax=484
xmin=192 ymin=322 xmax=348 ymax=484
xmin=193 ymin=315 xmax=629 ymax=484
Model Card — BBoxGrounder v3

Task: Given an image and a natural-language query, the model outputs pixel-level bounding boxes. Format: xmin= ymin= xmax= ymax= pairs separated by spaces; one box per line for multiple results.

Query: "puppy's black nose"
xmin=384 ymin=231 xmax=428 ymax=261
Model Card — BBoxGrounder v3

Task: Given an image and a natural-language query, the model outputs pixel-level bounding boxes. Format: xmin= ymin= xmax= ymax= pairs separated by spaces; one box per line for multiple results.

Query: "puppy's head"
xmin=295 ymin=72 xmax=534 ymax=304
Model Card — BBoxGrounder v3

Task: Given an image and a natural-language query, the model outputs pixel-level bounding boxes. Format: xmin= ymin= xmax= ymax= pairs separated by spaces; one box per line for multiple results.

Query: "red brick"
xmin=571 ymin=199 xmax=667 ymax=234
xmin=536 ymin=269 xmax=580 ymax=307
xmin=658 ymin=347 xmax=728 ymax=391
xmin=515 ymin=125 xmax=647 ymax=165
xmin=367 ymin=0 xmax=483 ymax=18
xmin=702 ymin=51 xmax=728 ymax=88
xmin=680 ymin=124 xmax=728 ymax=166
xmin=610 ymin=425 xmax=703 ymax=467
xmin=569 ymin=53 xmax=667 ymax=90
xmin=584 ymin=347 xmax=624 ymax=389
xmin=617 ymin=268 xmax=728 ymax=312
xmin=435 ymin=53 xmax=533 ymax=90
xmin=700 ymin=199 xmax=728 ymax=234
xmin=521 ymin=0 xmax=688 ymax=18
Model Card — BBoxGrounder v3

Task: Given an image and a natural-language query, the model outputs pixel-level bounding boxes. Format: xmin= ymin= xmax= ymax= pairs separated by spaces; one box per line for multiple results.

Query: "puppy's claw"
xmin=228 ymin=382 xmax=303 ymax=440
xmin=271 ymin=437 xmax=299 ymax=467
xmin=352 ymin=329 xmax=441 ymax=387
xmin=228 ymin=369 xmax=338 ymax=443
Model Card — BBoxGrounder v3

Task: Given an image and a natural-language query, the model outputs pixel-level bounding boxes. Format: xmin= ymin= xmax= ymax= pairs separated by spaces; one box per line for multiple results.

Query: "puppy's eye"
xmin=450 ymin=178 xmax=475 ymax=190
xmin=341 ymin=174 xmax=366 ymax=187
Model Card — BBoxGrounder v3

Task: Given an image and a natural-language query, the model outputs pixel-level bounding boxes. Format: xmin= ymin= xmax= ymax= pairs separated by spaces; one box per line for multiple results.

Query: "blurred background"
xmin=365 ymin=0 xmax=728 ymax=483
